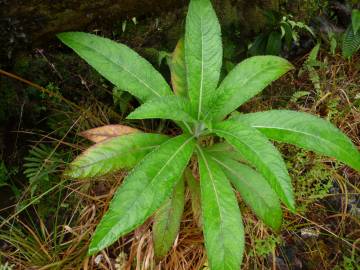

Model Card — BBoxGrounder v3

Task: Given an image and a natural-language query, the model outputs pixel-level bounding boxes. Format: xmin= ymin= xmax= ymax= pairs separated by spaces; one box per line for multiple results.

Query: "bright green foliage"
xmin=211 ymin=56 xmax=293 ymax=121
xmin=211 ymin=156 xmax=282 ymax=230
xmin=213 ymin=121 xmax=295 ymax=211
xmin=59 ymin=0 xmax=360 ymax=268
xmin=169 ymin=38 xmax=188 ymax=97
xmin=66 ymin=133 xmax=169 ymax=178
xmin=88 ymin=134 xmax=195 ymax=254
xmin=127 ymin=96 xmax=195 ymax=123
xmin=205 ymin=142 xmax=246 ymax=162
xmin=57 ymin=32 xmax=172 ymax=102
xmin=185 ymin=0 xmax=222 ymax=120
xmin=236 ymin=110 xmax=360 ymax=171
xmin=197 ymin=148 xmax=244 ymax=270
xmin=153 ymin=178 xmax=185 ymax=258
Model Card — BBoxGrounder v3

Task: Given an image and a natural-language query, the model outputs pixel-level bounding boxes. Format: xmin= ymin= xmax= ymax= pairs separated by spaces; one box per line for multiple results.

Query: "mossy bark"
xmin=1 ymin=0 xmax=186 ymax=44
xmin=0 ymin=0 xmax=279 ymax=65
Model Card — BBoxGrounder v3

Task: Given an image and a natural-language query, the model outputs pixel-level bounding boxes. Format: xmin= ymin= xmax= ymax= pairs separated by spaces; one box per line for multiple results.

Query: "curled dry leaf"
xmin=80 ymin=124 xmax=140 ymax=143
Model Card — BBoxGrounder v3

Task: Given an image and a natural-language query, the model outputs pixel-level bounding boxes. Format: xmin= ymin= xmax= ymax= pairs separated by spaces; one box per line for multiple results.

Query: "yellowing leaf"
xmin=153 ymin=178 xmax=185 ymax=258
xmin=66 ymin=133 xmax=169 ymax=178
xmin=170 ymin=38 xmax=188 ymax=97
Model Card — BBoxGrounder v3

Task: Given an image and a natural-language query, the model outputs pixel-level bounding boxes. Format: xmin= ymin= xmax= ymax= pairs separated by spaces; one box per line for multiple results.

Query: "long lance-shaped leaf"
xmin=170 ymin=38 xmax=188 ymax=97
xmin=58 ymin=32 xmax=172 ymax=102
xmin=197 ymin=147 xmax=244 ymax=270
xmin=80 ymin=125 xmax=140 ymax=143
xmin=184 ymin=168 xmax=202 ymax=227
xmin=205 ymin=142 xmax=246 ymax=162
xmin=213 ymin=121 xmax=295 ymax=211
xmin=127 ymin=96 xmax=196 ymax=123
xmin=66 ymin=133 xmax=169 ymax=178
xmin=236 ymin=110 xmax=360 ymax=172
xmin=210 ymin=155 xmax=283 ymax=230
xmin=210 ymin=56 xmax=293 ymax=121
xmin=185 ymin=0 xmax=222 ymax=120
xmin=88 ymin=134 xmax=195 ymax=255
xmin=153 ymin=177 xmax=185 ymax=258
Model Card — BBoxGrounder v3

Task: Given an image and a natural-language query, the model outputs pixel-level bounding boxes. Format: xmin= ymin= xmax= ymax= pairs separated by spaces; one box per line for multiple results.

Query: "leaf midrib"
xmin=70 ymin=38 xmax=163 ymax=99
xmin=211 ymin=157 xmax=275 ymax=210
xmin=198 ymin=17 xmax=205 ymax=120
xmin=250 ymin=124 xmax=349 ymax=153
xmin=217 ymin=62 xmax=285 ymax=112
xmin=74 ymin=145 xmax=158 ymax=170
xmin=197 ymin=146 xmax=226 ymax=265
xmin=156 ymin=196 xmax=180 ymax=251
xmin=213 ymin=128 xmax=290 ymax=199
xmin=104 ymin=136 xmax=194 ymax=242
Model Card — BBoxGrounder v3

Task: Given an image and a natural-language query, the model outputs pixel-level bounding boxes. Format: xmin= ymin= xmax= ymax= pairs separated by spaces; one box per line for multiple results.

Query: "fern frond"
xmin=342 ymin=25 xmax=360 ymax=58
xmin=23 ymin=144 xmax=63 ymax=195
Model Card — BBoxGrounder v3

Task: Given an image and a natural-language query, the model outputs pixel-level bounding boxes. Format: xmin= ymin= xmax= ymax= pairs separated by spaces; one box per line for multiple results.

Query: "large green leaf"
xmin=235 ymin=110 xmax=360 ymax=172
xmin=58 ymin=32 xmax=172 ymax=102
xmin=127 ymin=96 xmax=196 ymax=123
xmin=197 ymin=147 xmax=244 ymax=270
xmin=153 ymin=178 xmax=185 ymax=258
xmin=169 ymin=38 xmax=188 ymax=97
xmin=210 ymin=156 xmax=282 ymax=230
xmin=184 ymin=168 xmax=202 ymax=227
xmin=213 ymin=121 xmax=295 ymax=211
xmin=211 ymin=56 xmax=293 ymax=121
xmin=205 ymin=142 xmax=246 ymax=162
xmin=66 ymin=133 xmax=169 ymax=178
xmin=88 ymin=134 xmax=195 ymax=254
xmin=185 ymin=0 xmax=222 ymax=120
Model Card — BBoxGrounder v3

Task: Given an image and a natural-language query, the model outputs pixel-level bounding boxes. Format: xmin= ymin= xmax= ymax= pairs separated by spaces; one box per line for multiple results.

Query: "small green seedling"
xmin=58 ymin=0 xmax=360 ymax=269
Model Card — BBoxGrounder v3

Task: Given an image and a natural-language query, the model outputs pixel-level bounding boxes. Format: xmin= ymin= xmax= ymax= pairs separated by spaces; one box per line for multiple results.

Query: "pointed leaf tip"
xmin=88 ymin=134 xmax=195 ymax=253
xmin=80 ymin=124 xmax=140 ymax=143
xmin=197 ymin=148 xmax=244 ymax=269
xmin=57 ymin=31 xmax=171 ymax=102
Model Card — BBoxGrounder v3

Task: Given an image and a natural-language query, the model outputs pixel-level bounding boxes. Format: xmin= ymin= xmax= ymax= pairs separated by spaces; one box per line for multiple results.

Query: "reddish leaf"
xmin=80 ymin=125 xmax=140 ymax=143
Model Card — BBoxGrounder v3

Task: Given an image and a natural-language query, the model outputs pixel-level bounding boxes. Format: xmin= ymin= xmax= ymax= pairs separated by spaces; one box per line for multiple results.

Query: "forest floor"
xmin=0 ymin=7 xmax=359 ymax=270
